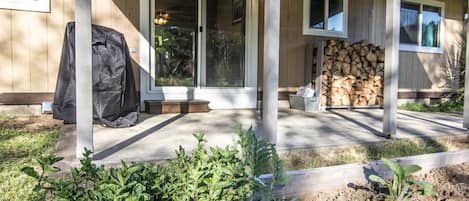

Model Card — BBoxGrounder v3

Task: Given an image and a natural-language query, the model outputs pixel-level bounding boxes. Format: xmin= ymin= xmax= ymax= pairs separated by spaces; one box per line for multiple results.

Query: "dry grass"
xmin=281 ymin=136 xmax=469 ymax=170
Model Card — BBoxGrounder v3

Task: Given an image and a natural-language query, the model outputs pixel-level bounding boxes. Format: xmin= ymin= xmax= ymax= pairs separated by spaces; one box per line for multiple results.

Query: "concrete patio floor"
xmin=56 ymin=102 xmax=469 ymax=166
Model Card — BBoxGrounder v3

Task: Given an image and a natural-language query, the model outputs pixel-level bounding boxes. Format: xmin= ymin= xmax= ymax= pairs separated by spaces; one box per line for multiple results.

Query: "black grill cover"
xmin=53 ymin=22 xmax=138 ymax=128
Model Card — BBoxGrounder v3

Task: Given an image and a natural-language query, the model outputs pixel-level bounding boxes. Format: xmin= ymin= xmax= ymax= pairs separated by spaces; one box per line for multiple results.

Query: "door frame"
xmin=139 ymin=0 xmax=259 ymax=109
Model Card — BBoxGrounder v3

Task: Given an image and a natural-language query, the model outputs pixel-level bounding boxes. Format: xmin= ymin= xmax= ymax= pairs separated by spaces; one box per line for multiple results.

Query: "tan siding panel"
xmin=93 ymin=0 xmax=112 ymax=27
xmin=64 ymin=0 xmax=74 ymax=24
xmin=279 ymin=0 xmax=288 ymax=87
xmin=0 ymin=9 xmax=13 ymax=92
xmin=11 ymin=11 xmax=32 ymax=91
xmin=30 ymin=12 xmax=49 ymax=91
xmin=371 ymin=0 xmax=385 ymax=46
xmin=348 ymin=0 xmax=373 ymax=43
xmin=127 ymin=0 xmax=141 ymax=87
xmin=293 ymin=0 xmax=305 ymax=87
xmin=47 ymin=0 xmax=65 ymax=91
xmin=278 ymin=0 xmax=306 ymax=88
xmin=112 ymin=0 xmax=140 ymax=87
xmin=0 ymin=0 xmax=144 ymax=94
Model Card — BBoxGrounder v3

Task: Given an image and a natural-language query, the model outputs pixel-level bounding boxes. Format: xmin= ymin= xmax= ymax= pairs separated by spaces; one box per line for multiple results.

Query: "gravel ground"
xmin=300 ymin=163 xmax=469 ymax=201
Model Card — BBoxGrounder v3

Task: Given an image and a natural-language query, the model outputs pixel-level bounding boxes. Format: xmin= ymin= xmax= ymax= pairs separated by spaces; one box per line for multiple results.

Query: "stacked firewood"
xmin=321 ymin=40 xmax=385 ymax=106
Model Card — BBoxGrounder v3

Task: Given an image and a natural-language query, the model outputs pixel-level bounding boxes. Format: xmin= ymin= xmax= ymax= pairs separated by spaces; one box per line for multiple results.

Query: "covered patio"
xmin=68 ymin=0 xmax=469 ymax=161
xmin=56 ymin=102 xmax=469 ymax=166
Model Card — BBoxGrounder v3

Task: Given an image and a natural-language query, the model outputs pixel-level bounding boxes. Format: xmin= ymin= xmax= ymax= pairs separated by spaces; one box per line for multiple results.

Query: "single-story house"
xmin=0 ymin=0 xmax=468 ymax=156
xmin=0 ymin=0 xmax=465 ymax=110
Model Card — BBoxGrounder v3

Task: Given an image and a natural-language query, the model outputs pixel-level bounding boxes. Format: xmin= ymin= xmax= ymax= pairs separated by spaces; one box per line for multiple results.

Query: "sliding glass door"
xmin=143 ymin=0 xmax=257 ymax=109
xmin=152 ymin=0 xmax=246 ymax=88
xmin=205 ymin=0 xmax=246 ymax=87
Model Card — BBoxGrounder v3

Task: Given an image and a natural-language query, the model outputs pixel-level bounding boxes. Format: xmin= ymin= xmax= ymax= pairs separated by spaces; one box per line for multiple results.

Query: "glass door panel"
xmin=154 ymin=0 xmax=197 ymax=86
xmin=205 ymin=0 xmax=246 ymax=87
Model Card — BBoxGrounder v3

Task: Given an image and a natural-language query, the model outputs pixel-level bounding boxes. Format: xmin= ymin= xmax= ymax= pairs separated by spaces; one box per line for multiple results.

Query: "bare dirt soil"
xmin=301 ymin=163 xmax=469 ymax=201
xmin=0 ymin=115 xmax=62 ymax=133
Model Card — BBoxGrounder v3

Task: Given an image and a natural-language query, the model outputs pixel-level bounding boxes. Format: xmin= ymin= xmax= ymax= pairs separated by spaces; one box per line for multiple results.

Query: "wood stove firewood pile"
xmin=321 ymin=40 xmax=385 ymax=107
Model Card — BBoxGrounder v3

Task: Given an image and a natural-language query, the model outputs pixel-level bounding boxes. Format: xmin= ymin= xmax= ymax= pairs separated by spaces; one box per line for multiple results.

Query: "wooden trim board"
xmin=144 ymin=100 xmax=210 ymax=114
xmin=0 ymin=92 xmax=54 ymax=105
xmin=260 ymin=149 xmax=469 ymax=198
xmin=257 ymin=91 xmax=454 ymax=101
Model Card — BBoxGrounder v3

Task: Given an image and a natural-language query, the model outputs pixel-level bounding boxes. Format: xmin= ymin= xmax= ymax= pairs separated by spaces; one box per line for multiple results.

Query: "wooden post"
xmin=262 ymin=0 xmax=280 ymax=144
xmin=383 ymin=0 xmax=400 ymax=137
xmin=305 ymin=43 xmax=313 ymax=86
xmin=464 ymin=0 xmax=469 ymax=128
xmin=315 ymin=41 xmax=325 ymax=111
xmin=75 ymin=0 xmax=93 ymax=158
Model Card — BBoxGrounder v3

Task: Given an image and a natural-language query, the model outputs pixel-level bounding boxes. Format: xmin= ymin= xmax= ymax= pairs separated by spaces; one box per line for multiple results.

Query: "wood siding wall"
xmin=373 ymin=0 xmax=464 ymax=91
xmin=259 ymin=0 xmax=464 ymax=92
xmin=0 ymin=0 xmax=464 ymax=95
xmin=0 ymin=0 xmax=140 ymax=94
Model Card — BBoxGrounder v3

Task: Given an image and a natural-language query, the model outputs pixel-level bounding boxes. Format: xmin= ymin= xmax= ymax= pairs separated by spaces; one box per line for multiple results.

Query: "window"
xmin=0 ymin=0 xmax=50 ymax=12
xmin=400 ymin=0 xmax=444 ymax=53
xmin=303 ymin=0 xmax=348 ymax=38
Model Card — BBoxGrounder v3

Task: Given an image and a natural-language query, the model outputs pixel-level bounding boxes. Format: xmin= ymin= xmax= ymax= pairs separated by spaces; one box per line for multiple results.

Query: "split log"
xmin=321 ymin=39 xmax=385 ymax=106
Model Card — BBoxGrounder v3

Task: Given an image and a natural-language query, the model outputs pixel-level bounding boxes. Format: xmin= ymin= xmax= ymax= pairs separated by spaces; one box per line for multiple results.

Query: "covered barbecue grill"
xmin=53 ymin=22 xmax=138 ymax=128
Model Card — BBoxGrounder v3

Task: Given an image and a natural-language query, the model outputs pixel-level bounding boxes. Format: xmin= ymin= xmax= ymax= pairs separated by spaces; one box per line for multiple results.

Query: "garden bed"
xmin=302 ymin=162 xmax=469 ymax=201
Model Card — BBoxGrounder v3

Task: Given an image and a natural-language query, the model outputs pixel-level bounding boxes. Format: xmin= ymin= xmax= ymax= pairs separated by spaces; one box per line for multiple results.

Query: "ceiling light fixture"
xmin=154 ymin=11 xmax=169 ymax=25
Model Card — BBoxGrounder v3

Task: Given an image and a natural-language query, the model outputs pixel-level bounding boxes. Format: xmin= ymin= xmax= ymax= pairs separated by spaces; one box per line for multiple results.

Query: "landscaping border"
xmin=261 ymin=149 xmax=469 ymax=198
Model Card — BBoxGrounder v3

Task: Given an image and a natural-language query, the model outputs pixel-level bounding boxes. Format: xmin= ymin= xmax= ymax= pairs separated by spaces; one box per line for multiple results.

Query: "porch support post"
xmin=75 ymin=0 xmax=93 ymax=158
xmin=383 ymin=0 xmax=400 ymax=137
xmin=464 ymin=0 xmax=469 ymax=128
xmin=262 ymin=0 xmax=280 ymax=144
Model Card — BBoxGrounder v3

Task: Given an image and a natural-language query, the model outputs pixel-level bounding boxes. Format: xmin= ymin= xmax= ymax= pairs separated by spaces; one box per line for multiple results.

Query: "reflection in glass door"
xmin=205 ymin=0 xmax=246 ymax=87
xmin=153 ymin=0 xmax=197 ymax=86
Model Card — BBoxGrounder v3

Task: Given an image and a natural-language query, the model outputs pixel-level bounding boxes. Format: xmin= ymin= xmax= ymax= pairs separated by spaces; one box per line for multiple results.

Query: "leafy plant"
xmin=399 ymin=101 xmax=463 ymax=113
xmin=22 ymin=127 xmax=288 ymax=201
xmin=368 ymin=158 xmax=437 ymax=201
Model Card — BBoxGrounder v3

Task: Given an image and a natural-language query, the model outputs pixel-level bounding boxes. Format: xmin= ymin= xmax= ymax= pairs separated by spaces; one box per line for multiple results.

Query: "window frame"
xmin=302 ymin=0 xmax=349 ymax=38
xmin=399 ymin=0 xmax=445 ymax=54
xmin=0 ymin=0 xmax=50 ymax=13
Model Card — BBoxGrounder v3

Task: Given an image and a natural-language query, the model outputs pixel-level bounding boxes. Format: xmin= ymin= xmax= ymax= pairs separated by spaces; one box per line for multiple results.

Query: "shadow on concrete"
xmin=329 ymin=110 xmax=385 ymax=137
xmin=93 ymin=113 xmax=186 ymax=160
xmin=397 ymin=112 xmax=466 ymax=131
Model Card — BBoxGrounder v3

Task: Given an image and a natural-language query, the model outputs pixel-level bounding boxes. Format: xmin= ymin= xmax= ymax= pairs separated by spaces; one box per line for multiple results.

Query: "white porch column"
xmin=464 ymin=0 xmax=469 ymax=128
xmin=383 ymin=0 xmax=400 ymax=137
xmin=262 ymin=0 xmax=280 ymax=144
xmin=75 ymin=0 xmax=93 ymax=157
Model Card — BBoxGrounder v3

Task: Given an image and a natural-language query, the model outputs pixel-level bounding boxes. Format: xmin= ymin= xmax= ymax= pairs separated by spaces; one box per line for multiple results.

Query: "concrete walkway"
xmin=55 ymin=103 xmax=469 ymax=166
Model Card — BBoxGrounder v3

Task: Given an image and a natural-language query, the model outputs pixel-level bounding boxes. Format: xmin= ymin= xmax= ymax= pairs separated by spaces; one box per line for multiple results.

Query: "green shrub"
xmin=399 ymin=101 xmax=463 ymax=113
xmin=22 ymin=127 xmax=288 ymax=201
xmin=369 ymin=158 xmax=436 ymax=201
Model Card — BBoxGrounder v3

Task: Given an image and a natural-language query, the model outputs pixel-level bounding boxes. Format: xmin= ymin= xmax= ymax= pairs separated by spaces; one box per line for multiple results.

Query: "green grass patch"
xmin=0 ymin=123 xmax=59 ymax=201
xmin=282 ymin=137 xmax=468 ymax=170
xmin=399 ymin=101 xmax=463 ymax=113
xmin=0 ymin=113 xmax=13 ymax=121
